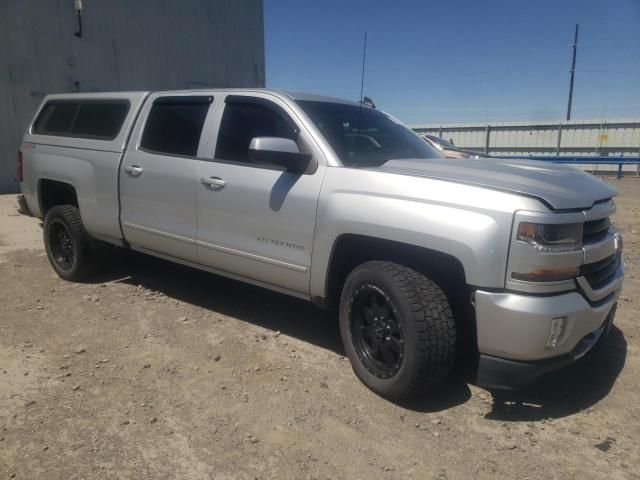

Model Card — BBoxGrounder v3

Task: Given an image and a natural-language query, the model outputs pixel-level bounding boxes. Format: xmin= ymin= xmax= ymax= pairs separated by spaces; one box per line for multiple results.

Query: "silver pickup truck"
xmin=17 ymin=89 xmax=624 ymax=400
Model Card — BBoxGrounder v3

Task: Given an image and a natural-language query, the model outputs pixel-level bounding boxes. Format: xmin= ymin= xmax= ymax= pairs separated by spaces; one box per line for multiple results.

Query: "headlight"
xmin=516 ymin=222 xmax=583 ymax=253
xmin=511 ymin=222 xmax=583 ymax=282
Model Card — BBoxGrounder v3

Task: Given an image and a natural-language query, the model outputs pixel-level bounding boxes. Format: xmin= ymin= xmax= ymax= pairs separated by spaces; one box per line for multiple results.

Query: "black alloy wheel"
xmin=350 ymin=284 xmax=405 ymax=379
xmin=48 ymin=219 xmax=75 ymax=270
xmin=339 ymin=261 xmax=456 ymax=400
xmin=43 ymin=204 xmax=100 ymax=281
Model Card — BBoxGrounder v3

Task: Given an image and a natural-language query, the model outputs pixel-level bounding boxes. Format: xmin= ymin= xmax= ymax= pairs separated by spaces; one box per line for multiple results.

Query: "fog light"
xmin=546 ymin=317 xmax=566 ymax=348
xmin=614 ymin=232 xmax=623 ymax=252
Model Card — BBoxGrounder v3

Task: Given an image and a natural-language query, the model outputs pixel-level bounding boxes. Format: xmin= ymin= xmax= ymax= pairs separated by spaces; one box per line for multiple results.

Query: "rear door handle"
xmin=201 ymin=176 xmax=227 ymax=189
xmin=124 ymin=165 xmax=143 ymax=177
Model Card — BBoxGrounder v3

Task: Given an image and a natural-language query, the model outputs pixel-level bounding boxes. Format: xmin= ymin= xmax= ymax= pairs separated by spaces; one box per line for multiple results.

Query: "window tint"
xmin=32 ymin=101 xmax=129 ymax=139
xmin=33 ymin=102 xmax=80 ymax=134
xmin=215 ymin=100 xmax=297 ymax=163
xmin=71 ymin=102 xmax=129 ymax=138
xmin=140 ymin=97 xmax=211 ymax=157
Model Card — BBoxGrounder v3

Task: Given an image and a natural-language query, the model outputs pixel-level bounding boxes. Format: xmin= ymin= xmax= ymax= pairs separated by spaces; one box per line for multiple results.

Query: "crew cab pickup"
xmin=17 ymin=89 xmax=624 ymax=399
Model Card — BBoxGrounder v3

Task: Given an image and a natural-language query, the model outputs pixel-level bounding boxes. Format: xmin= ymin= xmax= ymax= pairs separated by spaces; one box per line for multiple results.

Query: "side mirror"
xmin=249 ymin=137 xmax=312 ymax=174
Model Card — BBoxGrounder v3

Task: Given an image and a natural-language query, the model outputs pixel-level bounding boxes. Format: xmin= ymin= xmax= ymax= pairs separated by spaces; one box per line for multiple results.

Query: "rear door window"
xmin=140 ymin=96 xmax=213 ymax=157
xmin=32 ymin=100 xmax=130 ymax=139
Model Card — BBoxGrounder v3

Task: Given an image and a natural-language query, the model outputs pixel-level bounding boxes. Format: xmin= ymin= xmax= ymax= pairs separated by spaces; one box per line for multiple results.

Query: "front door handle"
xmin=201 ymin=176 xmax=227 ymax=189
xmin=124 ymin=165 xmax=143 ymax=177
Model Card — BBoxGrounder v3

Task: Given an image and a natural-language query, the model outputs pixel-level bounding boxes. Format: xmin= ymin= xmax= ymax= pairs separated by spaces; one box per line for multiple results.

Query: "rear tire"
xmin=43 ymin=205 xmax=98 ymax=281
xmin=339 ymin=261 xmax=456 ymax=400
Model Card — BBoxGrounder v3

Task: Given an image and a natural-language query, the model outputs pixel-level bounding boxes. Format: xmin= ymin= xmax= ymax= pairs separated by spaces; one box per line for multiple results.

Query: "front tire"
xmin=339 ymin=261 xmax=456 ymax=400
xmin=43 ymin=205 xmax=97 ymax=281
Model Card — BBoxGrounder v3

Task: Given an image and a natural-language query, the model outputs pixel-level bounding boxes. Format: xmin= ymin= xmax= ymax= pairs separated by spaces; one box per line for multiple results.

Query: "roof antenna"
xmin=359 ymin=32 xmax=367 ymax=103
xmin=358 ymin=33 xmax=376 ymax=109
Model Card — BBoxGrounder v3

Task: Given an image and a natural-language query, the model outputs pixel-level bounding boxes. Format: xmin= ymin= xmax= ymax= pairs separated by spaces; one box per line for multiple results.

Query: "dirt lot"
xmin=1 ymin=179 xmax=639 ymax=480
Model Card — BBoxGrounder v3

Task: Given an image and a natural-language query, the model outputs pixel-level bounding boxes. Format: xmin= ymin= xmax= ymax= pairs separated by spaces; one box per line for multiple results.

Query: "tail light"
xmin=16 ymin=150 xmax=23 ymax=182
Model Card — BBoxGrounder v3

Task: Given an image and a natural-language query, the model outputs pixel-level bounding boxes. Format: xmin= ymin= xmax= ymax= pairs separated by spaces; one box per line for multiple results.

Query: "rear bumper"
xmin=476 ymin=304 xmax=616 ymax=389
xmin=17 ymin=194 xmax=33 ymax=216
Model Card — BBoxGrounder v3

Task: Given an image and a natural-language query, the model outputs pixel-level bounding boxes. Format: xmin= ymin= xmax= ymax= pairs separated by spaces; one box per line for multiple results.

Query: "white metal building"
xmin=0 ymin=0 xmax=265 ymax=193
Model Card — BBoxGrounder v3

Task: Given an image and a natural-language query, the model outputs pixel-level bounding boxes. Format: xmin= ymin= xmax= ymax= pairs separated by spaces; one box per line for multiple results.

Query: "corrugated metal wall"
xmin=0 ymin=0 xmax=265 ymax=193
xmin=412 ymin=119 xmax=640 ymax=157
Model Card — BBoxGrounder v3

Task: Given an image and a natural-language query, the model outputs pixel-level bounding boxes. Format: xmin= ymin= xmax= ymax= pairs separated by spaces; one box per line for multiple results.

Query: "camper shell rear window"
xmin=32 ymin=100 xmax=130 ymax=140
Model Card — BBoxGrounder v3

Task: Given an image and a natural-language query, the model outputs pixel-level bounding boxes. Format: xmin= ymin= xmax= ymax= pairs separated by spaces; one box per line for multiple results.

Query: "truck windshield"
xmin=296 ymin=100 xmax=440 ymax=167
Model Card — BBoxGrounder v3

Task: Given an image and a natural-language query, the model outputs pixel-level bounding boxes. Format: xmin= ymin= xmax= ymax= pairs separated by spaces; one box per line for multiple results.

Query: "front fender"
xmin=310 ymin=168 xmax=546 ymax=298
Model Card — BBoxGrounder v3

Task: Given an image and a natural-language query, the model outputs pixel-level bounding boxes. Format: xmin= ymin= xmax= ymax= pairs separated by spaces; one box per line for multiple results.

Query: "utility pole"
xmin=566 ymin=24 xmax=579 ymax=121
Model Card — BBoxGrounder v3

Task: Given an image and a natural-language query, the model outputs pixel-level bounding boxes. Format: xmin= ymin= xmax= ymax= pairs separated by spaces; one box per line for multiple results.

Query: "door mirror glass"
xmin=249 ymin=137 xmax=312 ymax=174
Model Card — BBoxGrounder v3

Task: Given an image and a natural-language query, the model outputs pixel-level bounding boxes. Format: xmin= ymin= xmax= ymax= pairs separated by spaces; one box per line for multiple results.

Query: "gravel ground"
xmin=1 ymin=178 xmax=639 ymax=479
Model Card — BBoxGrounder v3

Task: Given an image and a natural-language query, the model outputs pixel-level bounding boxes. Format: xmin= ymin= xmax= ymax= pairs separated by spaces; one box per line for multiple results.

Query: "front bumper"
xmin=476 ymin=304 xmax=616 ymax=389
xmin=473 ymin=259 xmax=622 ymax=389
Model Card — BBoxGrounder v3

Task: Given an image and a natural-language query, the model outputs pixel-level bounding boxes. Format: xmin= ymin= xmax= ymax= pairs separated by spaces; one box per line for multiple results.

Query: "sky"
xmin=264 ymin=0 xmax=640 ymax=124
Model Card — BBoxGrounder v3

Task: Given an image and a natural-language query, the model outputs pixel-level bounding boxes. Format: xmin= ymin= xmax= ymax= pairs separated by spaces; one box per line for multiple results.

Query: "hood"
xmin=374 ymin=157 xmax=617 ymax=210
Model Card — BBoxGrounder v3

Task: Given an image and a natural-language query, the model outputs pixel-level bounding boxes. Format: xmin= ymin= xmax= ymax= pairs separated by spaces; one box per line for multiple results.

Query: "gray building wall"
xmin=0 ymin=0 xmax=265 ymax=193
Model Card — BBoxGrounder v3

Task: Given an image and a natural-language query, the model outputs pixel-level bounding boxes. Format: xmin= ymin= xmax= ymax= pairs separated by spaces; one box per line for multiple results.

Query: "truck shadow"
xmin=99 ymin=250 xmax=473 ymax=411
xmin=484 ymin=326 xmax=627 ymax=422
xmin=97 ymin=250 xmax=626 ymax=418
xmin=101 ymin=250 xmax=345 ymax=354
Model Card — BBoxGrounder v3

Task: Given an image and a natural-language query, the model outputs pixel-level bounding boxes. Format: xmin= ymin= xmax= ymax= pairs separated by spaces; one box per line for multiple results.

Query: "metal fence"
xmin=495 ymin=156 xmax=640 ymax=178
xmin=411 ymin=118 xmax=640 ymax=157
xmin=411 ymin=118 xmax=640 ymax=176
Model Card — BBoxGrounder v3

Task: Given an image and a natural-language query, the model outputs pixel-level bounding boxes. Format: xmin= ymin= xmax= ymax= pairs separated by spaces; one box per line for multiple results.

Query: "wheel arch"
xmin=321 ymin=234 xmax=476 ymax=353
xmin=38 ymin=178 xmax=79 ymax=217
xmin=323 ymin=234 xmax=467 ymax=307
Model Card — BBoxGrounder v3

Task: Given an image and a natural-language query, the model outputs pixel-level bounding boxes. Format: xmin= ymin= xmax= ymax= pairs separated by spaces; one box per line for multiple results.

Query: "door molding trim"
xmin=123 ymin=222 xmax=307 ymax=273
xmin=123 ymin=222 xmax=195 ymax=244
xmin=132 ymin=245 xmax=311 ymax=300
xmin=196 ymin=239 xmax=308 ymax=273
